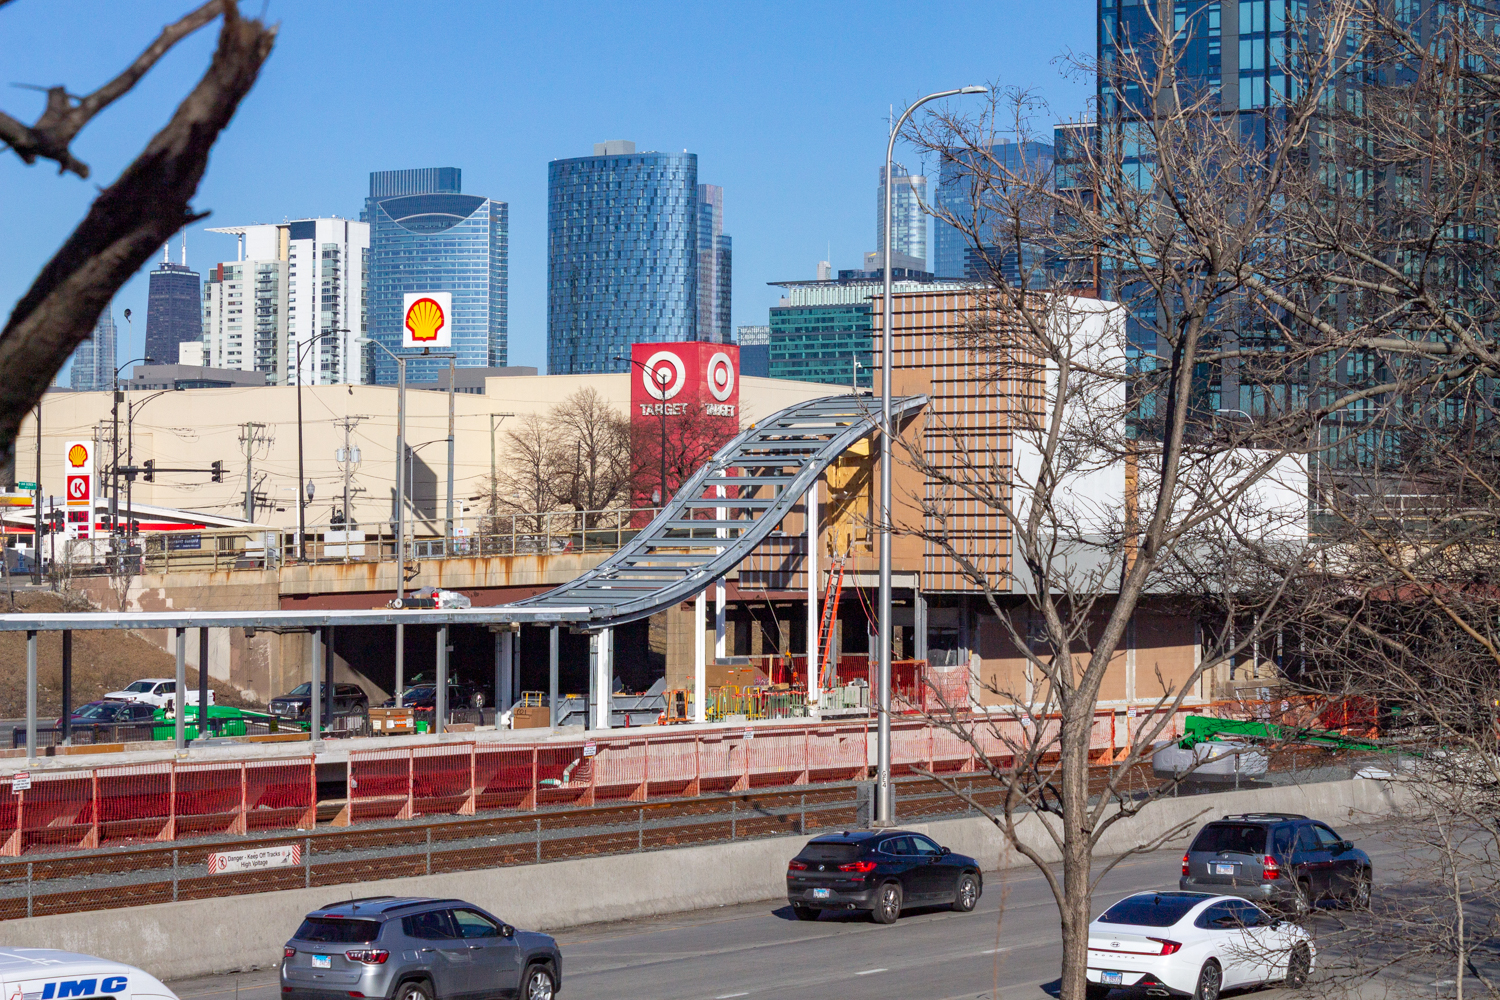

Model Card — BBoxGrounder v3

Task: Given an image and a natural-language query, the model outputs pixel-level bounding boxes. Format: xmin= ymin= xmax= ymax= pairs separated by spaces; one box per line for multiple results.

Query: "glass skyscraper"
xmin=144 ymin=256 xmax=202 ymax=367
xmin=69 ymin=308 xmax=118 ymax=391
xmin=933 ymin=141 xmax=1055 ymax=279
xmin=696 ymin=184 xmax=732 ymax=344
xmin=366 ymin=168 xmax=508 ymax=384
xmin=876 ymin=163 xmax=928 ymax=269
xmin=548 ymin=141 xmax=704 ymax=374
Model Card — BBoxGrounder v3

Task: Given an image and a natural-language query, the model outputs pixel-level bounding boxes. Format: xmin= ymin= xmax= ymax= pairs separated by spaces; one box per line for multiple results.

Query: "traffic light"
xmin=142 ymin=459 xmax=155 ymax=483
xmin=210 ymin=460 xmax=223 ymax=483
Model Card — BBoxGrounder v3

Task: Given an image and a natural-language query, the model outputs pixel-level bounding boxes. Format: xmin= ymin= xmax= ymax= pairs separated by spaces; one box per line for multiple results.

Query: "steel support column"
xmin=694 ymin=590 xmax=707 ymax=724
xmin=436 ymin=624 xmax=449 ymax=736
xmin=548 ymin=626 xmax=559 ymax=728
xmin=173 ymin=627 xmax=186 ymax=752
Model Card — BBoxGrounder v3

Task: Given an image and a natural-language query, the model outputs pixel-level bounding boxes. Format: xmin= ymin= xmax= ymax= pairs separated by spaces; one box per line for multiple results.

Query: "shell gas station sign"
xmin=402 ymin=292 xmax=452 ymax=349
xmin=63 ymin=440 xmax=93 ymax=539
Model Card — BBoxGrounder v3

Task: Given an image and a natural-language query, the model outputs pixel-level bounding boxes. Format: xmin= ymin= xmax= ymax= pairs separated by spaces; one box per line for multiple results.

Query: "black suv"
xmin=1180 ymin=812 xmax=1372 ymax=914
xmin=281 ymin=896 xmax=561 ymax=1000
xmin=786 ymin=830 xmax=982 ymax=924
xmin=270 ymin=683 xmax=370 ymax=726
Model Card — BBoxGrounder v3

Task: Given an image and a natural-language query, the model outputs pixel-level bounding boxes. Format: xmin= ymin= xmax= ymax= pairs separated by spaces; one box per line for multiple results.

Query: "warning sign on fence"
xmin=207 ymin=843 xmax=302 ymax=875
xmin=582 ymin=741 xmax=596 ymax=758
xmin=11 ymin=772 xmax=29 ymax=792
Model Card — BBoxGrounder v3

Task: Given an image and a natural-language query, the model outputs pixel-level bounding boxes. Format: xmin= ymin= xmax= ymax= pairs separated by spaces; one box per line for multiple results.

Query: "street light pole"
xmin=110 ymin=356 xmax=151 ymax=539
xmin=294 ymin=332 xmax=342 ymax=561
xmin=615 ymin=356 xmax=672 ymax=507
xmin=877 ymin=85 xmax=986 ymax=826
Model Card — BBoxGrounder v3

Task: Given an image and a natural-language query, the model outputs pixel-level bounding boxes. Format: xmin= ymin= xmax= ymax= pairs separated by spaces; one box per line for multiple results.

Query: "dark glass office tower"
xmin=548 ymin=141 xmax=700 ymax=373
xmin=365 ymin=168 xmax=508 ymax=384
xmin=144 ymin=260 xmax=202 ymax=367
xmin=933 ymin=141 xmax=1054 ymax=279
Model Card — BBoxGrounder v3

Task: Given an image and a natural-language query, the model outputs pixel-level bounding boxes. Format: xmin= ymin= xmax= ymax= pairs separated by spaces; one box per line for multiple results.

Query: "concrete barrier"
xmin=0 ymin=778 xmax=1404 ymax=981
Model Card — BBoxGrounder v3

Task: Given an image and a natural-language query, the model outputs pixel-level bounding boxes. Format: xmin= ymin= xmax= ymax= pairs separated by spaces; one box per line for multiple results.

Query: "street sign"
xmin=18 ymin=482 xmax=38 ymax=491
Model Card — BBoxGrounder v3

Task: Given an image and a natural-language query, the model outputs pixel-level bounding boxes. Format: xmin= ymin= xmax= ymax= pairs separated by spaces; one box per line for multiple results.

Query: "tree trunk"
xmin=1058 ymin=704 xmax=1095 ymax=1000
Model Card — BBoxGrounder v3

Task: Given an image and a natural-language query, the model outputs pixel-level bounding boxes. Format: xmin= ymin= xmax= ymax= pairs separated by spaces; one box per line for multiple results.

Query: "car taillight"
xmin=1182 ymin=852 xmax=1190 ymax=877
xmin=788 ymin=860 xmax=808 ymax=871
xmin=284 ymin=947 xmax=296 ymax=959
xmin=838 ymin=860 xmax=878 ymax=873
xmin=1262 ymin=855 xmax=1281 ymax=880
xmin=345 ymin=950 xmax=388 ymax=964
xmin=1149 ymin=938 xmax=1182 ymax=956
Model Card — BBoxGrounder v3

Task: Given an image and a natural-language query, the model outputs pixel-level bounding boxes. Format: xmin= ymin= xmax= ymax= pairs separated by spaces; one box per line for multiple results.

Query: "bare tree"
xmin=548 ymin=387 xmax=632 ymax=518
xmin=0 ymin=1 xmax=275 ymax=484
xmin=490 ymin=412 xmax=559 ymax=534
xmin=883 ymin=5 xmax=1466 ymax=997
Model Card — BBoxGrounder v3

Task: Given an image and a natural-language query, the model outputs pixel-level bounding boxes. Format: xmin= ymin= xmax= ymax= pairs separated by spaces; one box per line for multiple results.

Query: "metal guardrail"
xmin=136 ymin=507 xmax=664 ymax=574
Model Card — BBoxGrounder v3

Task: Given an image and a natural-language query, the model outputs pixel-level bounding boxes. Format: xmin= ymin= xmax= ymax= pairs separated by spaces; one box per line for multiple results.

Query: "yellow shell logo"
xmin=67 ymin=444 xmax=88 ymax=468
xmin=405 ymin=297 xmax=446 ymax=342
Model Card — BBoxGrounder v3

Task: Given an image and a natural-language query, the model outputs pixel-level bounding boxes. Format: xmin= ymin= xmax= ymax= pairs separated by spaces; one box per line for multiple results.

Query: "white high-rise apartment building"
xmin=201 ymin=259 xmax=289 ymax=379
xmin=205 ymin=218 xmax=369 ymax=385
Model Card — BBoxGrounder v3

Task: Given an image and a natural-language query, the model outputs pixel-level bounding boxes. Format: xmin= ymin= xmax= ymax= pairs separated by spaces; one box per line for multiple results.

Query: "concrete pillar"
xmin=498 ymin=630 xmax=514 ymax=714
xmin=914 ymin=590 xmax=928 ymax=663
xmin=394 ymin=622 xmax=405 ymax=708
xmin=174 ymin=627 xmax=187 ymax=752
xmin=435 ymin=624 xmax=449 ymax=735
xmin=310 ymin=628 xmax=322 ymax=748
xmin=548 ymin=626 xmax=559 ymax=727
xmin=25 ymin=630 xmax=36 ymax=761
xmin=594 ymin=628 xmax=613 ymax=730
xmin=806 ymin=482 xmax=819 ymax=716
xmin=694 ymin=590 xmax=707 ymax=724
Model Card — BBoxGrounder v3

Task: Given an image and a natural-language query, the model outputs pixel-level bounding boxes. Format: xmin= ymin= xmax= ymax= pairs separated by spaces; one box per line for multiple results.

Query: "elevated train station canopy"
xmin=0 ymin=393 xmax=928 ymax=633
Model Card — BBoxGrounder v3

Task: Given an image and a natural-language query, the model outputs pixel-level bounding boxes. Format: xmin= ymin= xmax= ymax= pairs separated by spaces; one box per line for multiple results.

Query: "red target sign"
xmin=66 ymin=475 xmax=90 ymax=502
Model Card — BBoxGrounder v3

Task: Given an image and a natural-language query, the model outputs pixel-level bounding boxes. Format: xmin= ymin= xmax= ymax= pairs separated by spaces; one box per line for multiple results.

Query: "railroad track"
xmin=0 ymin=750 xmax=1365 ymax=921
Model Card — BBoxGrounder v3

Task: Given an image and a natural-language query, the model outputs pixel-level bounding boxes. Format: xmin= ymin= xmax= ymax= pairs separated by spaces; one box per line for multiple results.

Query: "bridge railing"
xmin=138 ymin=506 xmax=664 ymax=573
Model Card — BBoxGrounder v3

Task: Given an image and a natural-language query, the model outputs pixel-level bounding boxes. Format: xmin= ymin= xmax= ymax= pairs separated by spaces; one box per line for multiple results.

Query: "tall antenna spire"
xmin=181 ymin=230 xmax=187 ymax=266
xmin=163 ymin=243 xmax=169 ymax=264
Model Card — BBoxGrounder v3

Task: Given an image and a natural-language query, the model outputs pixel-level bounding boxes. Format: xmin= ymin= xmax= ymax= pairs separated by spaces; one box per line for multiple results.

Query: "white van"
xmin=0 ymin=949 xmax=178 ymax=1000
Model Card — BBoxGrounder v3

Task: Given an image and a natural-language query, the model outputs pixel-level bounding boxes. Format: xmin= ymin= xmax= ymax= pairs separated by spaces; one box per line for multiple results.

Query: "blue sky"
xmin=1 ymin=1 xmax=1095 ymax=376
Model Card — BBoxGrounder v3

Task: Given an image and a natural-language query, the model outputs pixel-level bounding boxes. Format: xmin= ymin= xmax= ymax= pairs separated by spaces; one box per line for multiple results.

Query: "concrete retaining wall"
xmin=0 ymin=778 xmax=1405 ymax=981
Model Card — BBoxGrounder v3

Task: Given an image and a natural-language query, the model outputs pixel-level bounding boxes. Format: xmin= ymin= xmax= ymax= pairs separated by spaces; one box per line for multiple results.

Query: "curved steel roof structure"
xmin=512 ymin=392 xmax=929 ymax=628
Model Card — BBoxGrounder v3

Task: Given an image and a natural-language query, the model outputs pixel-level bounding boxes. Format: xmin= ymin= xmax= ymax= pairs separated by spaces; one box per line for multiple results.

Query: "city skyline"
xmin=0 ymin=2 xmax=1093 ymax=381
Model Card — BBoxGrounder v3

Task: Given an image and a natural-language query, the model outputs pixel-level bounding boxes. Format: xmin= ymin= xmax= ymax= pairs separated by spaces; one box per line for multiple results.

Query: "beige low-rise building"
xmin=17 ymin=372 xmax=837 ymax=537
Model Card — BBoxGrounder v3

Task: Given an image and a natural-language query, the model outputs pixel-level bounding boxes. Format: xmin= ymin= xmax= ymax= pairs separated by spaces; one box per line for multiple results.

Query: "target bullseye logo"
xmin=706 ymin=352 xmax=735 ymax=402
xmin=641 ymin=350 xmax=686 ymax=401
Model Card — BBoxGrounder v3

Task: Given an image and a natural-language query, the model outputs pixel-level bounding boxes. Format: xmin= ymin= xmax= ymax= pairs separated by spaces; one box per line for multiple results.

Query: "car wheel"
xmin=394 ymin=981 xmax=432 ymax=1000
xmin=792 ymin=904 xmax=819 ymax=921
xmin=1286 ymin=943 xmax=1311 ymax=988
xmin=1192 ymin=959 xmax=1222 ymax=1000
xmin=521 ymin=964 xmax=556 ymax=1000
xmin=952 ymin=873 xmax=979 ymax=913
xmin=1291 ymin=878 xmax=1312 ymax=919
xmin=1348 ymin=869 xmax=1372 ymax=910
xmin=871 ymin=881 xmax=902 ymax=924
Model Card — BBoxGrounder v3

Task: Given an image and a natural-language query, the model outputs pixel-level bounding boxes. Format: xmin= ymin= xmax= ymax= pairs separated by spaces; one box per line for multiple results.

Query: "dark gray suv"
xmin=281 ymin=896 xmax=562 ymax=1000
xmin=1180 ymin=812 xmax=1373 ymax=914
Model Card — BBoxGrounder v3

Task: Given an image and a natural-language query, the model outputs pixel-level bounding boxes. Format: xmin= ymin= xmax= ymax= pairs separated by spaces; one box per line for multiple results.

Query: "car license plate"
xmin=312 ymin=955 xmax=331 ymax=969
xmin=812 ymin=888 xmax=831 ymax=899
xmin=1215 ymin=863 xmax=1236 ymax=875
xmin=1102 ymin=971 xmax=1123 ymax=985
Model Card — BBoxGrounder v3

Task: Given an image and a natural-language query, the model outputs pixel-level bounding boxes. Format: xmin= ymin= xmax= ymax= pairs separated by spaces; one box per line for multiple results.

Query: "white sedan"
xmin=1087 ymin=891 xmax=1313 ymax=1000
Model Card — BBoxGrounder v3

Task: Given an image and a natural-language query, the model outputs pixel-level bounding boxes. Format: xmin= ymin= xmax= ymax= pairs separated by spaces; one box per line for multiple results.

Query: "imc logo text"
xmin=41 ymin=979 xmax=128 ymax=998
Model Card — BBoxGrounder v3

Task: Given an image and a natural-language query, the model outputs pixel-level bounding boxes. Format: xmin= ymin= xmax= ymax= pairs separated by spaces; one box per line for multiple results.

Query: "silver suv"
xmin=281 ymin=896 xmax=562 ymax=1000
xmin=1180 ymin=812 xmax=1373 ymax=914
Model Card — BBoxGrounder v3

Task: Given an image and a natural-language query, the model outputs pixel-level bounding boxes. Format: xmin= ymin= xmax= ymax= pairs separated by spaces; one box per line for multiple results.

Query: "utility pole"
xmin=333 ymin=416 xmax=367 ymax=529
xmin=488 ymin=412 xmax=514 ymax=517
xmin=31 ymin=403 xmax=41 ymax=586
xmin=445 ymin=356 xmax=456 ymax=548
xmin=238 ymin=422 xmax=269 ymax=522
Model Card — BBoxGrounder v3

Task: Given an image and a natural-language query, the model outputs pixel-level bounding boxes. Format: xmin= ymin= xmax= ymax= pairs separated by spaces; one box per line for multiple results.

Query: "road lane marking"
xmin=715 ymin=993 xmax=750 ymax=998
xmin=855 ymin=968 xmax=887 ymax=975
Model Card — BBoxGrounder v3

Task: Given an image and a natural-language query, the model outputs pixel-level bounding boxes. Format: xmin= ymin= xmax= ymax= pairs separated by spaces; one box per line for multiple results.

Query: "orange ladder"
xmin=816 ymin=553 xmax=847 ymax=689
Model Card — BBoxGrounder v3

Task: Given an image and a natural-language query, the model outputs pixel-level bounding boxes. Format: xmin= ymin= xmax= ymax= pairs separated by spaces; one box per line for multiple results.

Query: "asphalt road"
xmin=167 ymin=823 xmax=1406 ymax=1000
